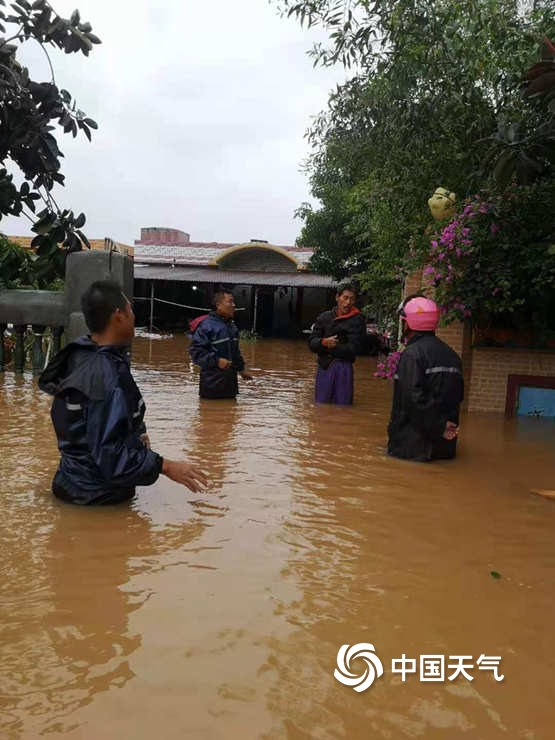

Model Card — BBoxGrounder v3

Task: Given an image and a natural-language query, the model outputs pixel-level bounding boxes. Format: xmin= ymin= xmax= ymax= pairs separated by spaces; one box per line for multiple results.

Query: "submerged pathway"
xmin=1 ymin=337 xmax=554 ymax=739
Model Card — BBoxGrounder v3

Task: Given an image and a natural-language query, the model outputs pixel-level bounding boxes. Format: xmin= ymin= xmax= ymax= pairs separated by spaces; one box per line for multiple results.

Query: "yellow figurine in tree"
xmin=428 ymin=187 xmax=457 ymax=221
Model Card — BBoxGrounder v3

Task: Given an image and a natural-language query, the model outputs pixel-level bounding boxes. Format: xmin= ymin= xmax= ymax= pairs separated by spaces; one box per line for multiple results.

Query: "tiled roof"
xmin=133 ymin=243 xmax=314 ymax=266
xmin=134 ymin=264 xmax=335 ymax=288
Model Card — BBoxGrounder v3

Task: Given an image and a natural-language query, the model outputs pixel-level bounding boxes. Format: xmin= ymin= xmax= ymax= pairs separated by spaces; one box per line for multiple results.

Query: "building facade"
xmin=132 ymin=227 xmax=336 ymax=336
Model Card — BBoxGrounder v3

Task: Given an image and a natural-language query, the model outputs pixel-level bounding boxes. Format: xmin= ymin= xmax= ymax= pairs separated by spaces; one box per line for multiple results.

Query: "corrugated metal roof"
xmin=134 ymin=264 xmax=335 ymax=288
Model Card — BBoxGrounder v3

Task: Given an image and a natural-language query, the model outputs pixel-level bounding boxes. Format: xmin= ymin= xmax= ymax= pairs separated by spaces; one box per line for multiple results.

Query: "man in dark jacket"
xmin=39 ymin=280 xmax=207 ymax=505
xmin=387 ymin=295 xmax=464 ymax=462
xmin=189 ymin=291 xmax=252 ymax=399
xmin=308 ymin=283 xmax=366 ymax=405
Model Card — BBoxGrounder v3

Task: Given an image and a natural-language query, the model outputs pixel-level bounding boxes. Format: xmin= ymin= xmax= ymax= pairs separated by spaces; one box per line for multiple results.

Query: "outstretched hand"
xmin=162 ymin=459 xmax=208 ymax=492
xmin=442 ymin=421 xmax=459 ymax=441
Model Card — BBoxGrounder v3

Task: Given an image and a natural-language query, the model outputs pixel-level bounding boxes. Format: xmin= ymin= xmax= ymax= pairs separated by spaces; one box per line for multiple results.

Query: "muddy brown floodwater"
xmin=1 ymin=336 xmax=554 ymax=739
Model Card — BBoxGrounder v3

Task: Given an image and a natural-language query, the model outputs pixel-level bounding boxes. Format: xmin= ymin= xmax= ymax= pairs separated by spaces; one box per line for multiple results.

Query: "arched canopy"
xmin=208 ymin=242 xmax=302 ymax=272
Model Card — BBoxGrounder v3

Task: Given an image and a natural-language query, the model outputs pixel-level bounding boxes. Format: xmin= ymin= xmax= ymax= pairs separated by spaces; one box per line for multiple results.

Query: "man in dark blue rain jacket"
xmin=39 ymin=281 xmax=207 ymax=505
xmin=189 ymin=291 xmax=252 ymax=399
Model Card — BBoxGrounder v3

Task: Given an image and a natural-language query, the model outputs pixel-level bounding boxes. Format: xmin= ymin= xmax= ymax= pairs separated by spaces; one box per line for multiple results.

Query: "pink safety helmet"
xmin=399 ymin=296 xmax=440 ymax=332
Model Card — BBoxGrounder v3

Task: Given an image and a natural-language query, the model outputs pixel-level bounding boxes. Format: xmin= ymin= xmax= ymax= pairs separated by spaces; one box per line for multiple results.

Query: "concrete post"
xmin=64 ymin=250 xmax=134 ymax=342
xmin=252 ymin=287 xmax=258 ymax=334
xmin=14 ymin=325 xmax=25 ymax=373
xmin=32 ymin=324 xmax=46 ymax=375
xmin=0 ymin=324 xmax=6 ymax=371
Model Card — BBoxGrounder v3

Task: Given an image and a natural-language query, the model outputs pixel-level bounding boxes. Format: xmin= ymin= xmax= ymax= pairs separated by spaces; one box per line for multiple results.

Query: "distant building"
xmin=132 ymin=227 xmax=335 ymax=336
xmin=8 ymin=235 xmax=134 ymax=256
xmin=6 ymin=227 xmax=336 ymax=336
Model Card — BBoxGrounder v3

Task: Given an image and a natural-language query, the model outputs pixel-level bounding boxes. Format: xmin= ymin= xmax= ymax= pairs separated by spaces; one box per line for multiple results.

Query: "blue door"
xmin=517 ymin=386 xmax=555 ymax=418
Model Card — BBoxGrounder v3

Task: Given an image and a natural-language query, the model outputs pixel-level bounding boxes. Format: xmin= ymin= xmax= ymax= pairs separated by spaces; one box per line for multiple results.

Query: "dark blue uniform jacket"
xmin=39 ymin=337 xmax=162 ymax=504
xmin=189 ymin=312 xmax=245 ymax=399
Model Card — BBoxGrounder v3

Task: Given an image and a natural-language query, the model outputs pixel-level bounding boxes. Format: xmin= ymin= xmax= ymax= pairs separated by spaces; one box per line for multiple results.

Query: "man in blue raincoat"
xmin=189 ymin=291 xmax=252 ymax=399
xmin=39 ymin=281 xmax=207 ymax=505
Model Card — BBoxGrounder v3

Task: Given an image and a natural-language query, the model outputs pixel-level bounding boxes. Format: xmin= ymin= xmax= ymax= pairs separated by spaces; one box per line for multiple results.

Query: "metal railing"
xmin=0 ymin=324 xmax=65 ymax=375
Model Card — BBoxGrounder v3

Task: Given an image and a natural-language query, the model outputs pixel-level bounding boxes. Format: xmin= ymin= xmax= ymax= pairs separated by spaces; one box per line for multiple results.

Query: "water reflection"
xmin=1 ymin=338 xmax=554 ymax=739
xmin=1 ymin=497 xmax=206 ymax=736
xmin=184 ymin=399 xmax=240 ymax=519
xmin=39 ymin=508 xmax=149 ymax=731
xmin=263 ymin=395 xmax=555 ymax=739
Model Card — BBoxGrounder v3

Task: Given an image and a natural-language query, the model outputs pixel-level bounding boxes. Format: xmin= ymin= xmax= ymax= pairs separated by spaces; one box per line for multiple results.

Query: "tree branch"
xmin=20 ymin=208 xmax=35 ymax=224
xmin=0 ymin=25 xmax=25 ymax=50
xmin=33 ymin=38 xmax=55 ymax=84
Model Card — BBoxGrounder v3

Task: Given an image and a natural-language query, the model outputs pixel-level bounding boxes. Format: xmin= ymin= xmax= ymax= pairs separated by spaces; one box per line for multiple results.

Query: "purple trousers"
xmin=315 ymin=360 xmax=354 ymax=405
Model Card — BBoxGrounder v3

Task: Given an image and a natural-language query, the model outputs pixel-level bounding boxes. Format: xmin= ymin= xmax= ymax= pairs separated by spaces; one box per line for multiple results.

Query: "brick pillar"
xmin=404 ymin=267 xmax=473 ymax=410
xmin=437 ymin=321 xmax=465 ymax=355
xmin=436 ymin=321 xmax=473 ymax=411
xmin=399 ymin=268 xmax=424 ymax=341
xmin=403 ymin=268 xmax=424 ymax=298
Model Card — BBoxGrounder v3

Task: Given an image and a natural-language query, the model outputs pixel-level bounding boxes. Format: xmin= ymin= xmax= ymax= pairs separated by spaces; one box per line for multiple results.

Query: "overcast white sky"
xmin=2 ymin=0 xmax=345 ymax=246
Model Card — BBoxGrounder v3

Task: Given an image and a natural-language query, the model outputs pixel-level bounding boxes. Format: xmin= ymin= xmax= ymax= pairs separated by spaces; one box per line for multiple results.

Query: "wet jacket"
xmin=387 ymin=333 xmax=464 ymax=462
xmin=39 ymin=337 xmax=163 ymax=504
xmin=308 ymin=308 xmax=366 ymax=370
xmin=189 ymin=312 xmax=245 ymax=399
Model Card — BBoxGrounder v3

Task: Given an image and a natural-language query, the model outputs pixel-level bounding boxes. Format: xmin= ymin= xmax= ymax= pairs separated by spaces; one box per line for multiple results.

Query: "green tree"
xmin=280 ymin=0 xmax=554 ymax=315
xmin=0 ymin=0 xmax=100 ymax=286
xmin=416 ymin=181 xmax=555 ymax=339
xmin=0 ymin=235 xmax=34 ymax=288
xmin=485 ymin=36 xmax=555 ymax=187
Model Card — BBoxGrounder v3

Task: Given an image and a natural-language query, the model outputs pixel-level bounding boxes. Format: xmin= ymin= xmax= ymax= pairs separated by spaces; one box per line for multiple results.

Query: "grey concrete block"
xmin=65 ymin=251 xmax=134 ymax=312
xmin=64 ymin=250 xmax=134 ymax=341
xmin=0 ymin=289 xmax=67 ymax=326
xmin=66 ymin=311 xmax=89 ymax=342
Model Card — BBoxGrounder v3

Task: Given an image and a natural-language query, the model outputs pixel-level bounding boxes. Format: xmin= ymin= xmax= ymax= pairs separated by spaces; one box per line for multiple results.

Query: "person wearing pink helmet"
xmin=387 ymin=294 xmax=464 ymax=461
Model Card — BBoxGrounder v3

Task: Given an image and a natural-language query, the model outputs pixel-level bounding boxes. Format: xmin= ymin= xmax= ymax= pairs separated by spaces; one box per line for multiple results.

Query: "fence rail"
xmin=1 ymin=248 xmax=132 ymax=377
xmin=0 ymin=325 xmax=65 ymax=375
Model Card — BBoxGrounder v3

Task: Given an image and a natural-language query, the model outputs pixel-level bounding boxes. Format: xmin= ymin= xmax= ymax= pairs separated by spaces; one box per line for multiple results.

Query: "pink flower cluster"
xmin=374 ymin=350 xmax=402 ymax=380
xmin=422 ymin=196 xmax=500 ymax=319
xmin=394 ymin=264 xmax=406 ymax=282
xmin=424 ymin=220 xmax=473 ymax=282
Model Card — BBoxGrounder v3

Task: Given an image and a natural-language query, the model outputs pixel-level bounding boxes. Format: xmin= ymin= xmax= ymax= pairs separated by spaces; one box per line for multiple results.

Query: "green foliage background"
xmin=279 ymin=0 xmax=555 ymax=326
xmin=0 ymin=0 xmax=99 ymax=287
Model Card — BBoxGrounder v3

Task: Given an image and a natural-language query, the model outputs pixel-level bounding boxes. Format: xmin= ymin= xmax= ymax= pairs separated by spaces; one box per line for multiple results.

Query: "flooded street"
xmin=1 ymin=336 xmax=554 ymax=739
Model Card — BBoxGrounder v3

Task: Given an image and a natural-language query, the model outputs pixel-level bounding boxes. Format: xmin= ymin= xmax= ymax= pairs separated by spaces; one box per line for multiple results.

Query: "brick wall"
xmin=8 ymin=235 xmax=133 ymax=255
xmin=8 ymin=235 xmax=34 ymax=249
xmin=468 ymin=348 xmax=555 ymax=413
xmin=10 ymin=235 xmax=106 ymax=250
xmin=403 ymin=267 xmax=555 ymax=414
xmin=404 ymin=268 xmax=423 ymax=297
xmin=437 ymin=322 xmax=465 ymax=355
xmin=136 ymin=227 xmax=190 ymax=246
